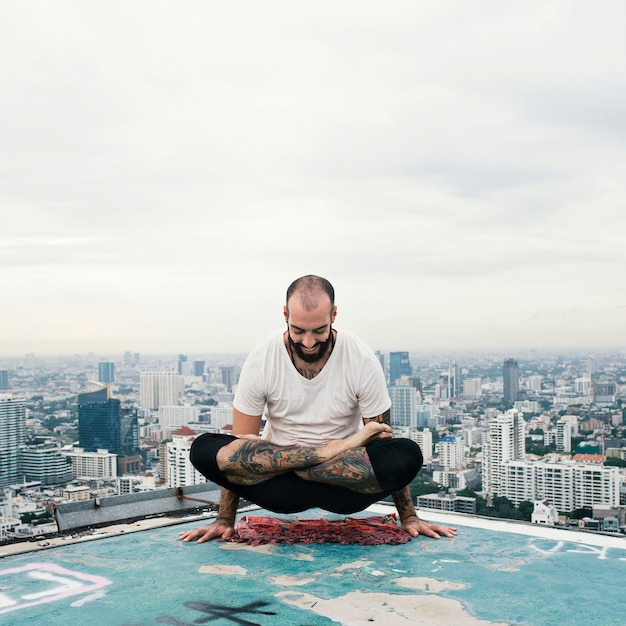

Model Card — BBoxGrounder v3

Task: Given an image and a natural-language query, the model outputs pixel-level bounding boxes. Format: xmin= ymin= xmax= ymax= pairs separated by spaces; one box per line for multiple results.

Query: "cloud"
xmin=1 ymin=1 xmax=625 ymax=355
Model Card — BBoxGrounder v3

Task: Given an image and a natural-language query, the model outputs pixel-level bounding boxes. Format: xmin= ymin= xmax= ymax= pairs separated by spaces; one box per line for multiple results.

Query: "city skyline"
xmin=2 ymin=2 xmax=625 ymax=357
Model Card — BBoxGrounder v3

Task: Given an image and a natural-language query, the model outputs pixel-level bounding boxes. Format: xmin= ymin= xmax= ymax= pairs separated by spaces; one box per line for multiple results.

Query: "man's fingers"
xmin=179 ymin=523 xmax=233 ymax=543
xmin=403 ymin=521 xmax=457 ymax=540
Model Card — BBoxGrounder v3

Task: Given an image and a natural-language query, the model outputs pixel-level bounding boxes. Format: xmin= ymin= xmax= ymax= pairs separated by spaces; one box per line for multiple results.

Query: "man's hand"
xmin=401 ymin=515 xmax=457 ymax=540
xmin=178 ymin=518 xmax=235 ymax=543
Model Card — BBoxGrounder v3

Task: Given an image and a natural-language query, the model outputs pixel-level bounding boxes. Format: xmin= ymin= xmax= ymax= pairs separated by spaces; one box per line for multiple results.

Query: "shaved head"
xmin=286 ymin=275 xmax=335 ymax=312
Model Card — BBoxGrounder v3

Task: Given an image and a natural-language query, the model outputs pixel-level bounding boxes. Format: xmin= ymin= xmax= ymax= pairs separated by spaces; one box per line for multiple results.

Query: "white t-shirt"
xmin=233 ymin=328 xmax=391 ymax=447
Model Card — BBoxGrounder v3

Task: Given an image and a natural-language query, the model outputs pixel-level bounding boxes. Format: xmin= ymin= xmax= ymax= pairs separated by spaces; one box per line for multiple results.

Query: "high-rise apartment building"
xmin=62 ymin=448 xmax=118 ymax=479
xmin=594 ymin=381 xmax=617 ymax=406
xmin=0 ymin=394 xmax=27 ymax=488
xmin=555 ymin=418 xmax=573 ymax=453
xmin=574 ymin=377 xmax=592 ymax=396
xmin=120 ymin=408 xmax=140 ymax=455
xmin=77 ymin=387 xmax=121 ymax=454
xmin=463 ymin=377 xmax=482 ymax=398
xmin=221 ymin=367 xmax=235 ymax=392
xmin=501 ymin=459 xmax=619 ymax=510
xmin=482 ymin=409 xmax=525 ymax=498
xmin=448 ymin=361 xmax=461 ymax=399
xmin=559 ymin=414 xmax=579 ymax=437
xmin=416 ymin=404 xmax=433 ymax=428
xmin=389 ymin=352 xmax=412 ymax=385
xmin=159 ymin=405 xmax=201 ymax=430
xmin=98 ymin=362 xmax=115 ymax=384
xmin=211 ymin=404 xmax=234 ymax=430
xmin=436 ymin=364 xmax=461 ymax=399
xmin=124 ymin=351 xmax=140 ymax=366
xmin=140 ymin=372 xmax=183 ymax=410
xmin=166 ymin=426 xmax=207 ymax=487
xmin=388 ymin=386 xmax=417 ymax=429
xmin=527 ymin=375 xmax=543 ymax=393
xmin=436 ymin=435 xmax=465 ymax=470
xmin=0 ymin=370 xmax=9 ymax=390
xmin=503 ymin=358 xmax=520 ymax=404
xmin=410 ymin=428 xmax=433 ymax=464
xmin=21 ymin=443 xmax=73 ymax=486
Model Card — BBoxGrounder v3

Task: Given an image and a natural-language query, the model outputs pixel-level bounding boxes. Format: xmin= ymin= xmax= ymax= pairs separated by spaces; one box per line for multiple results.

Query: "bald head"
xmin=286 ymin=275 xmax=335 ymax=312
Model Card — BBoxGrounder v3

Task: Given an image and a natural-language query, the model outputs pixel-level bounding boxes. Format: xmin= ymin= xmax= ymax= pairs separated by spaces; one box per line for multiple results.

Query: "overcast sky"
xmin=1 ymin=1 xmax=625 ymax=358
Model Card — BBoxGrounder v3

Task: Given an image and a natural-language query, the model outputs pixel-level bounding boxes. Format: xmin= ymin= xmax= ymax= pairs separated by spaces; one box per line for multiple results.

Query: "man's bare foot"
xmin=325 ymin=422 xmax=392 ymax=458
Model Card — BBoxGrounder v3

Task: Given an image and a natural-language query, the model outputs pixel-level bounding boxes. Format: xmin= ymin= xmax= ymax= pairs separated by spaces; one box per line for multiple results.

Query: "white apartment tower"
xmin=62 ymin=448 xmax=118 ymax=479
xmin=166 ymin=426 xmax=207 ymax=488
xmin=211 ymin=404 xmax=234 ymax=430
xmin=140 ymin=372 xmax=184 ymax=410
xmin=556 ymin=418 xmax=573 ymax=454
xmin=482 ymin=409 xmax=525 ymax=498
xmin=462 ymin=378 xmax=482 ymax=399
xmin=158 ymin=405 xmax=200 ymax=430
xmin=436 ymin=435 xmax=465 ymax=470
xmin=502 ymin=459 xmax=619 ymax=510
xmin=410 ymin=428 xmax=433 ymax=464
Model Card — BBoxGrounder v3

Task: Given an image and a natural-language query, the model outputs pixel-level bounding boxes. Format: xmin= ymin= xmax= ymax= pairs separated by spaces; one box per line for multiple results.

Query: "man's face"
xmin=284 ymin=296 xmax=337 ymax=364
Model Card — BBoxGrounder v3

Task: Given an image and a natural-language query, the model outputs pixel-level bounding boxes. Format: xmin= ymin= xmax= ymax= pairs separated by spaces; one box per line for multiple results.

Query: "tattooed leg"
xmin=216 ymin=421 xmax=391 ymax=486
xmin=217 ymin=439 xmax=325 ymax=485
xmin=295 ymin=447 xmax=382 ymax=493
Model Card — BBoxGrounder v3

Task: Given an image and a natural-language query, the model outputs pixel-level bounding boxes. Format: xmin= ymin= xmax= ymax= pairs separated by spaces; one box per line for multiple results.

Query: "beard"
xmin=288 ymin=330 xmax=334 ymax=363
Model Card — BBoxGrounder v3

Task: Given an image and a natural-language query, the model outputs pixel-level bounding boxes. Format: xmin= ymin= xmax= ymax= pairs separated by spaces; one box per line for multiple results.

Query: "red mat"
xmin=227 ymin=514 xmax=411 ymax=545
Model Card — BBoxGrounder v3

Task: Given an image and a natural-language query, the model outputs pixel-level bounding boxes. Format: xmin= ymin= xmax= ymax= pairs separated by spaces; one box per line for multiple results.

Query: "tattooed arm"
xmin=179 ymin=409 xmax=262 ymax=543
xmin=363 ymin=410 xmax=457 ymax=540
xmin=220 ymin=410 xmax=392 ymax=486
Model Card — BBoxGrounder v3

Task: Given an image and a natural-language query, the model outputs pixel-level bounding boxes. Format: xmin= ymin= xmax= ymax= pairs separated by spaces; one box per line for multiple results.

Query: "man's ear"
xmin=331 ymin=305 xmax=337 ymax=322
xmin=283 ymin=305 xmax=289 ymax=323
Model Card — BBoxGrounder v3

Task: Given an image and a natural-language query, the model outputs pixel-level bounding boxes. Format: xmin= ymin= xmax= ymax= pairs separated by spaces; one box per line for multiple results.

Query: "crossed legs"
xmin=216 ymin=421 xmax=391 ymax=493
xmin=190 ymin=423 xmax=423 ymax=515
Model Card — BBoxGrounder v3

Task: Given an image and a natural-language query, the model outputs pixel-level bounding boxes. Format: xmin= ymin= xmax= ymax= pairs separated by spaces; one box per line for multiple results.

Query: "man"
xmin=180 ymin=275 xmax=456 ymax=543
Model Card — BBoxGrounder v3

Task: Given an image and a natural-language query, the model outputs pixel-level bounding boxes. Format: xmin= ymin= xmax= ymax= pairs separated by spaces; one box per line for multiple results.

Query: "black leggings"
xmin=189 ymin=433 xmax=423 ymax=515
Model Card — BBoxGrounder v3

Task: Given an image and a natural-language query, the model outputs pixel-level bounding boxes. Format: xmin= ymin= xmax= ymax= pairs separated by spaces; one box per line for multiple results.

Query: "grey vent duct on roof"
xmin=54 ymin=483 xmax=221 ymax=532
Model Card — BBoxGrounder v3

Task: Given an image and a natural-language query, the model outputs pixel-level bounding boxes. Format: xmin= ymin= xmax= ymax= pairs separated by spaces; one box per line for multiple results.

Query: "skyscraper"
xmin=449 ymin=361 xmax=461 ymax=399
xmin=98 ymin=361 xmax=115 ymax=384
xmin=411 ymin=428 xmax=433 ymax=463
xmin=120 ymin=408 xmax=140 ymax=455
xmin=388 ymin=386 xmax=417 ymax=429
xmin=0 ymin=370 xmax=9 ymax=390
xmin=166 ymin=426 xmax=207 ymax=487
xmin=503 ymin=358 xmax=520 ymax=404
xmin=556 ymin=418 xmax=572 ymax=453
xmin=0 ymin=394 xmax=27 ymax=488
xmin=77 ymin=387 xmax=121 ymax=454
xmin=482 ymin=409 xmax=525 ymax=498
xmin=436 ymin=435 xmax=465 ymax=470
xmin=140 ymin=372 xmax=183 ymax=410
xmin=389 ymin=352 xmax=412 ymax=385
xmin=221 ymin=367 xmax=235 ymax=392
xmin=124 ymin=351 xmax=140 ymax=366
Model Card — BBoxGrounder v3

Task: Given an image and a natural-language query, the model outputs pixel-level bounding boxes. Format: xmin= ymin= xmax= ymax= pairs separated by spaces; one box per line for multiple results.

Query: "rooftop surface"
xmin=1 ymin=505 xmax=625 ymax=625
